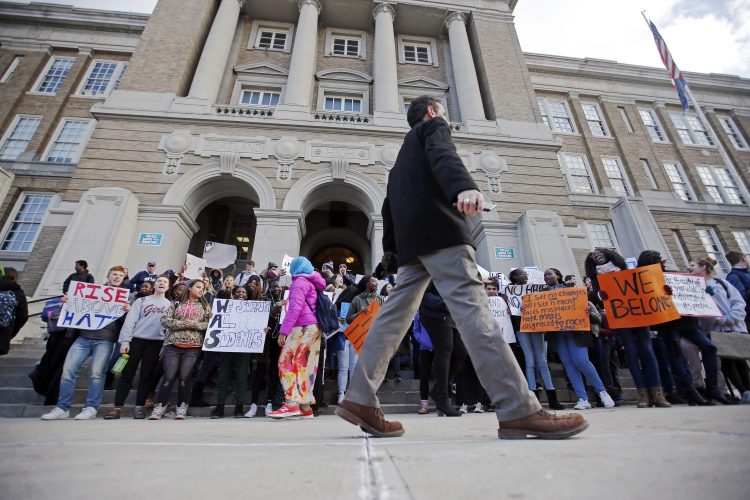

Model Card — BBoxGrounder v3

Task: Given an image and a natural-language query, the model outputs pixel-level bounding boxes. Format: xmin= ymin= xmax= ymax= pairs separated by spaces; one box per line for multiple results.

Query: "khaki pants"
xmin=346 ymin=245 xmax=540 ymax=421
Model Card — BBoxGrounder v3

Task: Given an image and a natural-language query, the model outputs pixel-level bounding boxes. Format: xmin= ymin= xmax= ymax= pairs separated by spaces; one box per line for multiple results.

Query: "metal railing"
xmin=213 ymin=105 xmax=275 ymax=117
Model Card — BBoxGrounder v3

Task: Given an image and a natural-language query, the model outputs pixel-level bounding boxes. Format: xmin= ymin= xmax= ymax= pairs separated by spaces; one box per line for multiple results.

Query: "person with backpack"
xmin=726 ymin=251 xmax=750 ymax=333
xmin=267 ymin=256 xmax=328 ymax=419
xmin=0 ymin=268 xmax=28 ymax=356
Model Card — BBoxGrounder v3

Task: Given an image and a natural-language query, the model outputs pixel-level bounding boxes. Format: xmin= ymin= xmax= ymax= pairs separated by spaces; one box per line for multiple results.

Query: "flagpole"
xmin=642 ymin=13 xmax=750 ymax=202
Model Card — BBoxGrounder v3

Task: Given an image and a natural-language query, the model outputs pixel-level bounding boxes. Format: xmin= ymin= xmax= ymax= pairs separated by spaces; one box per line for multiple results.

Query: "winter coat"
xmin=279 ymin=272 xmax=327 ymax=335
xmin=62 ymin=271 xmax=94 ymax=294
xmin=0 ymin=278 xmax=28 ymax=355
xmin=701 ymin=277 xmax=747 ymax=333
xmin=412 ymin=312 xmax=433 ymax=351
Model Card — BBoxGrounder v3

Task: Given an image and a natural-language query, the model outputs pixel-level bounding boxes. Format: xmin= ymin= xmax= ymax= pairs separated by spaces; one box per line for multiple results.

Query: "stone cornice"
xmin=0 ymin=3 xmax=148 ymax=34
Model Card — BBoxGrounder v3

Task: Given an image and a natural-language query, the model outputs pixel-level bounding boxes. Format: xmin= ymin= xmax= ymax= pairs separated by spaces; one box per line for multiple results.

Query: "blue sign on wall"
xmin=138 ymin=233 xmax=163 ymax=246
xmin=494 ymin=247 xmax=515 ymax=260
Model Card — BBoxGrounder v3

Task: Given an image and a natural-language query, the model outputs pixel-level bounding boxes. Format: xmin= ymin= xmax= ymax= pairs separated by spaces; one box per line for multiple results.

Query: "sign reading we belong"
xmin=599 ymin=264 xmax=680 ymax=329
xmin=57 ymin=280 xmax=129 ymax=330
xmin=203 ymin=299 xmax=271 ymax=353
xmin=520 ymin=287 xmax=590 ymax=333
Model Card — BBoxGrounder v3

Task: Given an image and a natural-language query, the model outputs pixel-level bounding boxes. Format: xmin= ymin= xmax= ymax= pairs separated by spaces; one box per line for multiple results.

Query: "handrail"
xmin=27 ymin=295 xmax=62 ymax=305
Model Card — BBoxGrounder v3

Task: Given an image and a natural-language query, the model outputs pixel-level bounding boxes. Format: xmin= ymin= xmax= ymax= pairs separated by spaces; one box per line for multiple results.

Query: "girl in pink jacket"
xmin=268 ymin=256 xmax=327 ymax=419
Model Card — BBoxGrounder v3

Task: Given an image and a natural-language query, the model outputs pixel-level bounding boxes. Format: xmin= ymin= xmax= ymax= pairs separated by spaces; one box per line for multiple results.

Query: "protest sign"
xmin=57 ymin=281 xmax=129 ymax=330
xmin=488 ymin=296 xmax=516 ymax=343
xmin=520 ymin=288 xmax=590 ymax=333
xmin=599 ymin=264 xmax=680 ymax=328
xmin=664 ymin=273 xmax=722 ymax=318
xmin=524 ymin=268 xmax=546 ymax=285
xmin=281 ymin=254 xmax=293 ymax=273
xmin=203 ymin=241 xmax=237 ymax=269
xmin=505 ymin=284 xmax=546 ymax=316
xmin=339 ymin=302 xmax=350 ymax=319
xmin=343 ymin=300 xmax=381 ymax=353
xmin=278 ymin=290 xmax=290 ymax=323
xmin=203 ymin=299 xmax=270 ymax=353
xmin=489 ymin=272 xmax=508 ymax=291
xmin=184 ymin=253 xmax=206 ymax=280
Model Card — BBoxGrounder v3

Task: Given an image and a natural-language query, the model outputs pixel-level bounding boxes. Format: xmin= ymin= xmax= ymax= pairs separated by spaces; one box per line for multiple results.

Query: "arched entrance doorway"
xmin=188 ymin=196 xmax=257 ymax=263
xmin=301 ymin=200 xmax=369 ymax=275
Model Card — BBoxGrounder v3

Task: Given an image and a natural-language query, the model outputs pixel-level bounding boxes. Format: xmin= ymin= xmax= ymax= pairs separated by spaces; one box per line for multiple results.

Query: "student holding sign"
xmin=585 ymin=249 xmax=670 ymax=409
xmin=41 ymin=266 xmax=130 ymax=421
xmin=150 ymin=279 xmax=211 ymax=420
xmin=542 ymin=269 xmax=615 ymax=410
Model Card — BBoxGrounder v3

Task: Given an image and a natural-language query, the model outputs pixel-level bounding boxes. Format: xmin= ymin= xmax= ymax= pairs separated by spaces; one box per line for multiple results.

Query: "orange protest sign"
xmin=343 ymin=300 xmax=381 ymax=353
xmin=520 ymin=287 xmax=590 ymax=333
xmin=598 ymin=264 xmax=680 ymax=329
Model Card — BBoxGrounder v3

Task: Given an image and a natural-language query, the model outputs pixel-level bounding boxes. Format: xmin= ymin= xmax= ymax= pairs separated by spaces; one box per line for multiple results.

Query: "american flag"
xmin=648 ymin=20 xmax=690 ymax=111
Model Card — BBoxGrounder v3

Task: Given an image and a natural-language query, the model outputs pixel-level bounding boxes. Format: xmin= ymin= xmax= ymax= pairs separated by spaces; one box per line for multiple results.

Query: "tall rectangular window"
xmin=639 ymin=109 xmax=667 ymax=142
xmin=1 ymin=194 xmax=52 ymax=252
xmin=670 ymin=113 xmax=714 ymax=146
xmin=696 ymin=166 xmax=746 ymax=205
xmin=618 ymin=106 xmax=634 ymax=133
xmin=640 ymin=159 xmax=659 ymax=190
xmin=560 ymin=154 xmax=596 ymax=194
xmin=718 ymin=116 xmax=748 ymax=150
xmin=0 ymin=56 xmax=23 ymax=83
xmin=35 ymin=57 xmax=75 ymax=94
xmin=732 ymin=230 xmax=750 ymax=255
xmin=696 ymin=228 xmax=729 ymax=273
xmin=0 ymin=116 xmax=42 ymax=160
xmin=538 ymin=99 xmax=575 ymax=133
xmin=588 ymin=222 xmax=617 ymax=250
xmin=663 ymin=162 xmax=694 ymax=201
xmin=581 ymin=103 xmax=608 ymax=137
xmin=45 ymin=119 xmax=91 ymax=164
xmin=601 ymin=157 xmax=631 ymax=196
xmin=78 ymin=60 xmax=126 ymax=96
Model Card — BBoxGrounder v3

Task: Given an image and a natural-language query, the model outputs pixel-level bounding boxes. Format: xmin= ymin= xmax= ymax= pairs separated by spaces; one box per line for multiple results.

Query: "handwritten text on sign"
xmin=57 ymin=281 xmax=128 ymax=330
xmin=599 ymin=264 xmax=680 ymax=329
xmin=488 ymin=296 xmax=516 ymax=343
xmin=664 ymin=273 xmax=722 ymax=318
xmin=505 ymin=284 xmax=546 ymax=316
xmin=203 ymin=299 xmax=271 ymax=353
xmin=520 ymin=287 xmax=590 ymax=333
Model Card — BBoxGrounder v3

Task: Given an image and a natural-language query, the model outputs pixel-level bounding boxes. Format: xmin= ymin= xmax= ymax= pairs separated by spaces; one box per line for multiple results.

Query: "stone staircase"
xmin=0 ymin=339 xmax=638 ymax=418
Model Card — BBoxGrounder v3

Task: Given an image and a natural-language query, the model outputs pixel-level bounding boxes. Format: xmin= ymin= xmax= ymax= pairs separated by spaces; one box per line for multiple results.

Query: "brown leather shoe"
xmin=336 ymin=399 xmax=405 ymax=438
xmin=498 ymin=409 xmax=588 ymax=440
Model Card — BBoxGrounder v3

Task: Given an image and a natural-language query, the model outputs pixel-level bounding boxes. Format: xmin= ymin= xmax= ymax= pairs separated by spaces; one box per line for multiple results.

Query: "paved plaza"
xmin=0 ymin=405 xmax=748 ymax=499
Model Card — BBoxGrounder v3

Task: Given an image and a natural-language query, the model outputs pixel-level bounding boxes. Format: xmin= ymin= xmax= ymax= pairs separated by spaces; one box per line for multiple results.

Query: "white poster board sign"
xmin=203 ymin=299 xmax=271 ymax=353
xmin=184 ymin=253 xmax=206 ymax=280
xmin=664 ymin=273 xmax=722 ymax=318
xmin=505 ymin=284 xmax=547 ymax=316
xmin=488 ymin=296 xmax=516 ymax=343
xmin=57 ymin=281 xmax=128 ymax=330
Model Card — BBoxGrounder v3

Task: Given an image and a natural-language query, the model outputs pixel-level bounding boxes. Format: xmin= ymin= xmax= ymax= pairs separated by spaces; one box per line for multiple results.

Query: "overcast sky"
xmin=11 ymin=0 xmax=750 ymax=77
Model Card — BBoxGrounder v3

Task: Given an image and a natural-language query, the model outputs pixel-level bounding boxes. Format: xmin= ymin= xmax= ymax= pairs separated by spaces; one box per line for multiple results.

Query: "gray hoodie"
xmin=118 ymin=295 xmax=171 ymax=347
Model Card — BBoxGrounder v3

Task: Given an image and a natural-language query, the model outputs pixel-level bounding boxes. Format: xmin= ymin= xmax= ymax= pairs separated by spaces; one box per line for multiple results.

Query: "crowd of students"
xmin=27 ymin=244 xmax=750 ymax=421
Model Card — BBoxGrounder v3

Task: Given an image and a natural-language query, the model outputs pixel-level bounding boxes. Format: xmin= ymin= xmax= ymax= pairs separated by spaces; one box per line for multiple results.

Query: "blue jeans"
xmin=516 ymin=331 xmax=554 ymax=390
xmin=337 ymin=340 xmax=358 ymax=395
xmin=616 ymin=327 xmax=661 ymax=388
xmin=57 ymin=337 xmax=114 ymax=410
xmin=556 ymin=332 xmax=605 ymax=399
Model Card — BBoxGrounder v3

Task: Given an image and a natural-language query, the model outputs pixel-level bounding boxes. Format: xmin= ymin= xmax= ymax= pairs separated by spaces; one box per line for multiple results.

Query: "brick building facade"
xmin=0 ymin=0 xmax=748 ymax=297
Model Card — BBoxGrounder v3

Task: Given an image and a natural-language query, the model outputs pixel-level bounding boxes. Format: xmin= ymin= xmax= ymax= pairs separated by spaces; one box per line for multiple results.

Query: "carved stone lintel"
xmin=331 ymin=158 xmax=349 ymax=180
xmin=220 ymin=152 xmax=239 ymax=175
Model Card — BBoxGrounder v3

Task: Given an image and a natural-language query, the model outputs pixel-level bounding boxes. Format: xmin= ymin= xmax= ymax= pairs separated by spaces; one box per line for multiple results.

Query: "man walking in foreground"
xmin=336 ymin=96 xmax=588 ymax=439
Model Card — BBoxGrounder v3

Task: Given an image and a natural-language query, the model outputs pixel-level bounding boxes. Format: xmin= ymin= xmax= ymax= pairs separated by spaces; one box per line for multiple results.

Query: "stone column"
xmin=517 ymin=210 xmax=578 ymax=273
xmin=445 ymin=11 xmax=485 ymax=123
xmin=368 ymin=215 xmax=384 ymax=272
xmin=372 ymin=3 xmax=402 ymax=126
xmin=187 ymin=0 xmax=243 ymax=103
xmin=252 ymin=209 xmax=305 ymax=286
xmin=276 ymin=0 xmax=321 ymax=119
xmin=610 ymin=198 xmax=676 ymax=269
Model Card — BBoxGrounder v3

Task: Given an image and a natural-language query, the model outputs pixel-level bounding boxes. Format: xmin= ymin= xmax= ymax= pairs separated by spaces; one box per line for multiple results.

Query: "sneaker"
xmin=459 ymin=404 xmax=469 ymax=414
xmin=264 ymin=402 xmax=274 ymax=417
xmin=742 ymin=391 xmax=750 ymax=404
xmin=299 ymin=407 xmax=314 ymax=419
xmin=74 ymin=407 xmax=98 ymax=420
xmin=41 ymin=407 xmax=69 ymax=420
xmin=133 ymin=406 xmax=146 ymax=419
xmin=268 ymin=403 xmax=300 ymax=419
xmin=337 ymin=392 xmax=345 ymax=404
xmin=573 ymin=399 xmax=592 ymax=410
xmin=149 ymin=403 xmax=167 ymax=420
xmin=175 ymin=403 xmax=189 ymax=420
xmin=244 ymin=403 xmax=258 ymax=418
xmin=473 ymin=403 xmax=485 ymax=413
xmin=599 ymin=391 xmax=615 ymax=409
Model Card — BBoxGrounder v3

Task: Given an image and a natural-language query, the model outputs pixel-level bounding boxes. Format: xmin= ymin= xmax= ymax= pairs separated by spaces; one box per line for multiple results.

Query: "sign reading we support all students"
xmin=505 ymin=284 xmax=547 ymax=316
xmin=488 ymin=296 xmax=516 ymax=343
xmin=57 ymin=281 xmax=129 ymax=330
xmin=598 ymin=264 xmax=680 ymax=329
xmin=520 ymin=288 xmax=590 ymax=333
xmin=664 ymin=273 xmax=722 ymax=318
xmin=203 ymin=299 xmax=271 ymax=353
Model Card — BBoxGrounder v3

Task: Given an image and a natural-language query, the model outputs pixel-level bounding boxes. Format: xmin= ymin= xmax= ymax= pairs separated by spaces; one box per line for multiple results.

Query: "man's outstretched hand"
xmin=456 ymin=189 xmax=484 ymax=217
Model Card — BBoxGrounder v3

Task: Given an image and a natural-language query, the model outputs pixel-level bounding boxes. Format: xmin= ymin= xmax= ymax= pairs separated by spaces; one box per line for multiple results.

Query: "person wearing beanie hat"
xmin=321 ymin=261 xmax=336 ymax=285
xmin=268 ymin=256 xmax=328 ymax=419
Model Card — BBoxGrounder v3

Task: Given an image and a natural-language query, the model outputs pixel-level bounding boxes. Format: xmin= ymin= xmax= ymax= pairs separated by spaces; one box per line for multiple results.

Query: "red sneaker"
xmin=299 ymin=408 xmax=314 ymax=419
xmin=268 ymin=404 xmax=300 ymax=419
